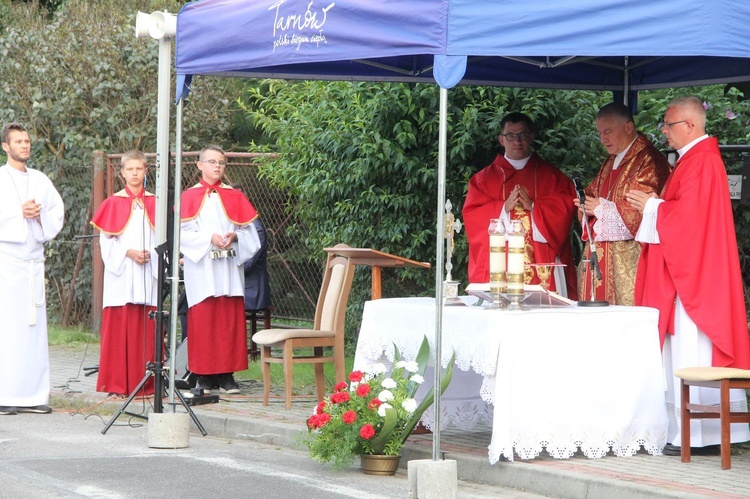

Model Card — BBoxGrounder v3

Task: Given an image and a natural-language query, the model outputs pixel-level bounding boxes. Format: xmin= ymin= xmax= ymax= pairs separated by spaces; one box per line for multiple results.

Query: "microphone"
xmin=572 ymin=175 xmax=586 ymax=206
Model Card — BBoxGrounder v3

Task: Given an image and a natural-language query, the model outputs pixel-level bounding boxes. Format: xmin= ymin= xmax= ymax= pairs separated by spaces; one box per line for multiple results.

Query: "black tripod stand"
xmin=101 ymin=241 xmax=207 ymax=435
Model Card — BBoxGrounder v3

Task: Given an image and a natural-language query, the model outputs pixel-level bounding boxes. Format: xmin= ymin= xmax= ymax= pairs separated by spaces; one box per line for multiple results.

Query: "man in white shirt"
xmin=0 ymin=122 xmax=65 ymax=416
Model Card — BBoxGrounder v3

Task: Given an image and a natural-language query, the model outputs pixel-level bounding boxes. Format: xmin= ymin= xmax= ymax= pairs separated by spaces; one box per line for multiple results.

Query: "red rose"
xmin=359 ymin=423 xmax=376 ymax=440
xmin=356 ymin=383 xmax=371 ymax=397
xmin=342 ymin=410 xmax=357 ymax=424
xmin=330 ymin=391 xmax=351 ymax=404
xmin=368 ymin=398 xmax=382 ymax=410
xmin=348 ymin=371 xmax=364 ymax=382
xmin=307 ymin=412 xmax=331 ymax=429
xmin=307 ymin=415 xmax=317 ymax=429
xmin=334 ymin=381 xmax=348 ymax=392
xmin=315 ymin=401 xmax=327 ymax=414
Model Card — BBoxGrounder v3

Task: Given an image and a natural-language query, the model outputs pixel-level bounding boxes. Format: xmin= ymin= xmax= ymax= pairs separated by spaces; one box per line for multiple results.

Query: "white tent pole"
xmin=154 ymin=36 xmax=172 ymax=246
xmin=168 ymin=98 xmax=184 ymax=408
xmin=432 ymin=86 xmax=448 ymax=461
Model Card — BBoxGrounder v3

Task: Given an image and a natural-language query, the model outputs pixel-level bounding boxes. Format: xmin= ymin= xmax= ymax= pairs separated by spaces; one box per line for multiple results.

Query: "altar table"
xmin=353 ymin=296 xmax=669 ymax=463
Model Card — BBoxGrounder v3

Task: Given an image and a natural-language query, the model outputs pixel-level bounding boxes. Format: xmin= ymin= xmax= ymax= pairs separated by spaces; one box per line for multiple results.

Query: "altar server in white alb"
xmin=90 ymin=150 xmax=159 ymax=397
xmin=0 ymin=123 xmax=65 ymax=416
xmin=180 ymin=145 xmax=261 ymax=394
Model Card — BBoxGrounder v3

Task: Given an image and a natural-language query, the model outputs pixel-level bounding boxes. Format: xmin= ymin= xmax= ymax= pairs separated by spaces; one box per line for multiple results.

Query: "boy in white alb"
xmin=91 ymin=150 xmax=158 ymax=397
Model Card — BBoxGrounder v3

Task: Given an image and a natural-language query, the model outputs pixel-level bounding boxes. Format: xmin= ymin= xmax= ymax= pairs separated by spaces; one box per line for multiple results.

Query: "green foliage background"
xmin=244 ymin=82 xmax=750 ymax=350
xmin=0 ymin=0 xmax=237 ymax=323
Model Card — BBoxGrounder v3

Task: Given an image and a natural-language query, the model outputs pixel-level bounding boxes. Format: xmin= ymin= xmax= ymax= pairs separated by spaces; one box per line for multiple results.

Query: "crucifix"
xmin=443 ymin=199 xmax=464 ymax=306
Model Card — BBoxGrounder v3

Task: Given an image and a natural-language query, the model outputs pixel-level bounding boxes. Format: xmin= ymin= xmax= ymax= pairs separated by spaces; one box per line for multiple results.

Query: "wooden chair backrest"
xmin=313 ymin=251 xmax=355 ymax=339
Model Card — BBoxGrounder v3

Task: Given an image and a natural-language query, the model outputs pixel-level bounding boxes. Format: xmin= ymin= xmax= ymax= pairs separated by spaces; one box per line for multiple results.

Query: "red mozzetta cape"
xmin=462 ymin=153 xmax=578 ymax=298
xmin=634 ymin=137 xmax=750 ymax=368
xmin=181 ymin=180 xmax=258 ymax=225
xmin=90 ymin=188 xmax=156 ymax=235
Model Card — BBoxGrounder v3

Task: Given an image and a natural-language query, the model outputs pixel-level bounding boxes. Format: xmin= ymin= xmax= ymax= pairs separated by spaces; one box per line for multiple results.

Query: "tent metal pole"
xmin=433 ymin=86 xmax=448 ymax=461
xmin=168 ymin=98 xmax=184 ymax=408
xmin=623 ymin=56 xmax=630 ymax=106
xmin=154 ymin=36 xmax=172 ymax=246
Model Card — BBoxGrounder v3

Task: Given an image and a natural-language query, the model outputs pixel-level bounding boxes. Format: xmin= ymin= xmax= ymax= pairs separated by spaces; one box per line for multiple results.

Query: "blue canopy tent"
xmin=171 ymin=0 xmax=750 ymax=461
xmin=175 ymin=0 xmax=750 ymax=97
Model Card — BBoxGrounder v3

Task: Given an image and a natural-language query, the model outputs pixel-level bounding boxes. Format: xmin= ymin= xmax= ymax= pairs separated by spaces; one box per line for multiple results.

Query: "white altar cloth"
xmin=353 ymin=296 xmax=669 ymax=464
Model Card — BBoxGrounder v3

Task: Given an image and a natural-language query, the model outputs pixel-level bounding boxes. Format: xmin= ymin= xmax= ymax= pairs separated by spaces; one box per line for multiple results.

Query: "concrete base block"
xmin=407 ymin=459 xmax=457 ymax=499
xmin=148 ymin=412 xmax=190 ymax=449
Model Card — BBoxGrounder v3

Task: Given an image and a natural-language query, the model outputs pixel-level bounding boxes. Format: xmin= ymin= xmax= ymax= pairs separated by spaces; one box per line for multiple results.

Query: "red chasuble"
xmin=580 ymin=133 xmax=671 ymax=305
xmin=462 ymin=154 xmax=578 ymax=299
xmin=635 ymin=137 xmax=750 ymax=368
xmin=181 ymin=180 xmax=258 ymax=224
xmin=90 ymin=188 xmax=156 ymax=235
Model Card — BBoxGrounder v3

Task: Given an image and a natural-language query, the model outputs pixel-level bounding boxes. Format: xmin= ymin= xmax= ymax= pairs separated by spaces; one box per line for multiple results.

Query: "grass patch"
xmin=236 ymin=350 xmax=355 ymax=395
xmin=48 ymin=324 xmax=98 ymax=346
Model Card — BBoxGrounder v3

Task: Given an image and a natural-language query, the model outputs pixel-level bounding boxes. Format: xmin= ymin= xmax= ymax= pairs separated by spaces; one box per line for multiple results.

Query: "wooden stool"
xmin=674 ymin=366 xmax=750 ymax=469
xmin=246 ymin=308 xmax=272 ymax=361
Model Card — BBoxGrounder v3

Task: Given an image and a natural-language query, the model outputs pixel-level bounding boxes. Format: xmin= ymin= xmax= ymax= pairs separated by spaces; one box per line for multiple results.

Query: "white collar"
xmin=612 ymin=135 xmax=638 ymax=170
xmin=676 ymin=134 xmax=709 ymax=159
xmin=504 ymin=154 xmax=531 ymax=170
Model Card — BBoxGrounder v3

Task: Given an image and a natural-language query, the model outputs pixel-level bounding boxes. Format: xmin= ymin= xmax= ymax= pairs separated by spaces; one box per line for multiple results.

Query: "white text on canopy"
xmin=269 ymin=0 xmax=334 ymax=52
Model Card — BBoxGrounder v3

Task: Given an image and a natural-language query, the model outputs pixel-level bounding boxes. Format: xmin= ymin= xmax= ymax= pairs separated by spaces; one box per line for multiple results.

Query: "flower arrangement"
xmin=304 ymin=336 xmax=455 ymax=469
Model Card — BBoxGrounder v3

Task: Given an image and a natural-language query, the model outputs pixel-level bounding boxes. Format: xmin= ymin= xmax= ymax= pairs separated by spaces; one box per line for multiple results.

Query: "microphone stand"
xmin=574 ymin=177 xmax=609 ymax=307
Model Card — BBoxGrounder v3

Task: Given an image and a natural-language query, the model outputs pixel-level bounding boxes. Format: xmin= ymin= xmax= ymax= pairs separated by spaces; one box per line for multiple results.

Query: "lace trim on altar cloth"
xmin=420 ymin=402 xmax=493 ymax=432
xmin=355 ymin=324 xmax=497 ymax=376
xmin=488 ymin=425 xmax=668 ymax=464
xmin=592 ymin=198 xmax=632 ymax=242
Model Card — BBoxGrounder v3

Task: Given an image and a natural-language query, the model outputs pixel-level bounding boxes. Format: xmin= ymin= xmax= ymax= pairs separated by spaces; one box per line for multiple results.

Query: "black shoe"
xmin=663 ymin=443 xmax=721 ymax=456
xmin=0 ymin=406 xmax=17 ymax=415
xmin=16 ymin=405 xmax=52 ymax=414
xmin=218 ymin=373 xmax=241 ymax=394
xmin=195 ymin=376 xmax=213 ymax=394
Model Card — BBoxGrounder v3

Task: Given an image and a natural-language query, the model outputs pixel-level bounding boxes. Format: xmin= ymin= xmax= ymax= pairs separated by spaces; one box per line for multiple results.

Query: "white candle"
xmin=489 ymin=235 xmax=505 ymax=273
xmin=507 ymin=234 xmax=525 ymax=274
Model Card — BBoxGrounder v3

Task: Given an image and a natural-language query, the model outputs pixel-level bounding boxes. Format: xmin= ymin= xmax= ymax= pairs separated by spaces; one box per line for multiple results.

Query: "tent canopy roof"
xmin=175 ymin=0 xmax=750 ymax=96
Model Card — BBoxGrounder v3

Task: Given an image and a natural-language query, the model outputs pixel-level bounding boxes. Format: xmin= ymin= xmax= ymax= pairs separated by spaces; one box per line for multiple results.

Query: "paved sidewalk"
xmin=49 ymin=344 xmax=750 ymax=499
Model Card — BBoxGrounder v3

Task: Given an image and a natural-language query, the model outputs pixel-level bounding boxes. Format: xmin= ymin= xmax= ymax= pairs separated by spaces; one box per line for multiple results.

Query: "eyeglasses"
xmin=501 ymin=132 xmax=531 ymax=142
xmin=662 ymin=120 xmax=688 ymax=130
xmin=201 ymin=159 xmax=228 ymax=167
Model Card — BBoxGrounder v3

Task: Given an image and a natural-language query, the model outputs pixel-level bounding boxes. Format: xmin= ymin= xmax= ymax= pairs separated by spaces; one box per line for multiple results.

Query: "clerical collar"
xmin=612 ymin=136 xmax=638 ymax=170
xmin=504 ymin=154 xmax=531 ymax=170
xmin=676 ymin=134 xmax=709 ymax=159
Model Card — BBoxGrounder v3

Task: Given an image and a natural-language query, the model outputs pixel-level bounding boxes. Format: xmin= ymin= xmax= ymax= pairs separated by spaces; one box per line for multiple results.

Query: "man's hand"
xmin=505 ymin=185 xmax=532 ymax=211
xmin=211 ymin=232 xmax=237 ymax=249
xmin=578 ymin=197 xmax=600 ymax=217
xmin=625 ymin=190 xmax=656 ymax=213
xmin=126 ymin=249 xmax=151 ymax=265
xmin=22 ymin=199 xmax=42 ymax=220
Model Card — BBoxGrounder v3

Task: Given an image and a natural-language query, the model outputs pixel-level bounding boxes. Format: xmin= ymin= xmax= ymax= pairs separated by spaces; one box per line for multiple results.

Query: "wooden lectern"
xmin=323 ymin=246 xmax=430 ymax=300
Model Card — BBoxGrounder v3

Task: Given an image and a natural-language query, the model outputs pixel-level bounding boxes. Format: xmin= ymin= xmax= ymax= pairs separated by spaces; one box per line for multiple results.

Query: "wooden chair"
xmin=674 ymin=366 xmax=750 ymax=469
xmin=251 ymin=245 xmax=354 ymax=409
xmin=246 ymin=307 xmax=272 ymax=361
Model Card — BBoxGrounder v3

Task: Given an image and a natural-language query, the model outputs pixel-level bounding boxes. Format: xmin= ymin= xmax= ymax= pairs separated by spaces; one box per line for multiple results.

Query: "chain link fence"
xmin=49 ymin=150 xmax=320 ymax=333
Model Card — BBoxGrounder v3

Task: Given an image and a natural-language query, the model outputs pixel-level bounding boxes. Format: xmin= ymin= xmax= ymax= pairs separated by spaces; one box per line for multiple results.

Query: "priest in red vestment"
xmin=576 ymin=103 xmax=670 ymax=305
xmin=90 ymin=150 xmax=158 ymax=397
xmin=463 ymin=112 xmax=578 ymax=299
xmin=628 ymin=96 xmax=750 ymax=451
xmin=181 ymin=145 xmax=262 ymax=395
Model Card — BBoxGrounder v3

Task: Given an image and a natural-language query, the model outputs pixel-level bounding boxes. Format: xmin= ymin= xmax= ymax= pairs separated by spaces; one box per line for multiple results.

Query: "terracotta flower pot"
xmin=359 ymin=454 xmax=401 ymax=476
